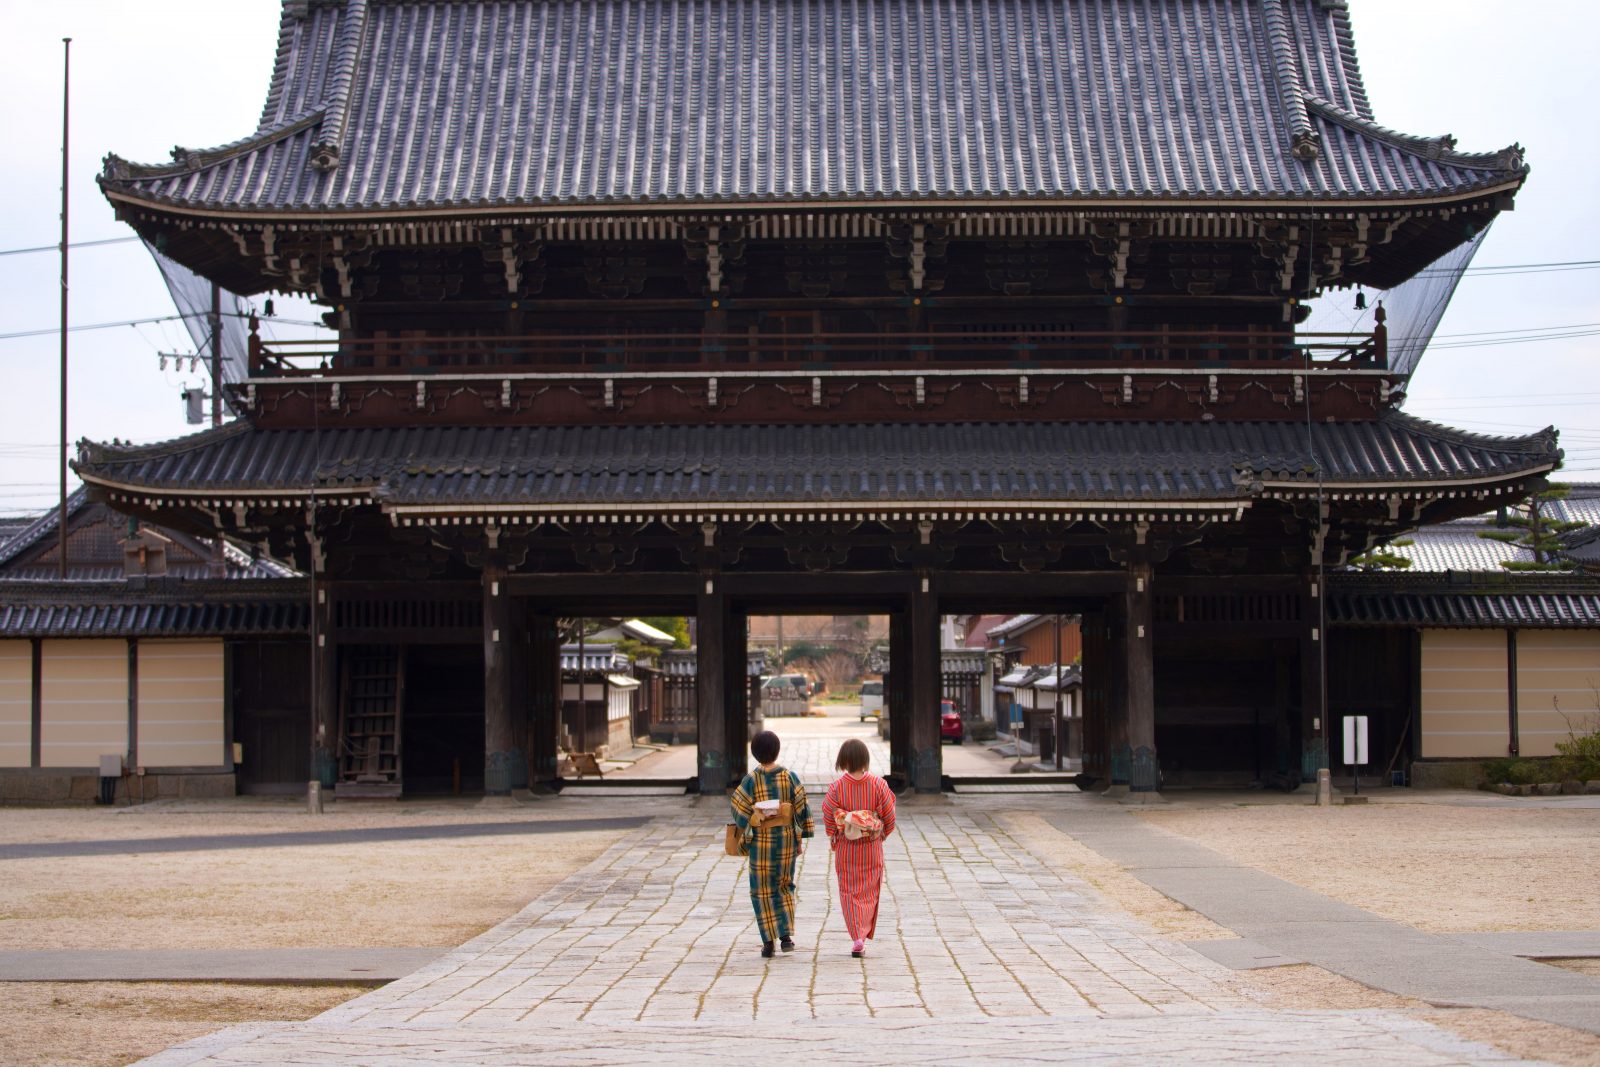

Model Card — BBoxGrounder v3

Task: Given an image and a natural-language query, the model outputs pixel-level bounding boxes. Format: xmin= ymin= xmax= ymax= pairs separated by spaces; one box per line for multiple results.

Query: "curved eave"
xmin=102 ymin=178 xmax=1528 ymax=227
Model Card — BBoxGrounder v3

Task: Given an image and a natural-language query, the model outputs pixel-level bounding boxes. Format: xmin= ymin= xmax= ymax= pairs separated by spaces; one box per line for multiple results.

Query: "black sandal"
xmin=761 ymin=940 xmax=775 ymax=959
xmin=780 ymin=936 xmax=795 ymax=953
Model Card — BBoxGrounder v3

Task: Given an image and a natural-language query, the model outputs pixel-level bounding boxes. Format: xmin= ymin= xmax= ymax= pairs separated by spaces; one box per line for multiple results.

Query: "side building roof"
xmin=101 ymin=0 xmax=1525 ymax=219
xmin=1329 ymin=484 xmax=1600 ymax=629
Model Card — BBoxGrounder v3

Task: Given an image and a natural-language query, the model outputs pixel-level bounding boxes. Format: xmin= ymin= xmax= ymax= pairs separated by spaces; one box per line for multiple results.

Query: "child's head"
xmin=835 ymin=738 xmax=870 ymax=774
xmin=751 ymin=730 xmax=781 ymax=765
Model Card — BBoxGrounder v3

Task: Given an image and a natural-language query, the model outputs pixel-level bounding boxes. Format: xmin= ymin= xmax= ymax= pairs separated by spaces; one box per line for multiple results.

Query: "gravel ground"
xmin=1002 ymin=797 xmax=1600 ymax=1067
xmin=0 ymin=797 xmax=646 ymax=1067
xmin=1134 ymin=797 xmax=1600 ymax=933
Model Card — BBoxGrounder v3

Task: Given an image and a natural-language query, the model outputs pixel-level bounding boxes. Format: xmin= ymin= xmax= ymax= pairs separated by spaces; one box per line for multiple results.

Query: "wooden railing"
xmin=248 ymin=323 xmax=1386 ymax=376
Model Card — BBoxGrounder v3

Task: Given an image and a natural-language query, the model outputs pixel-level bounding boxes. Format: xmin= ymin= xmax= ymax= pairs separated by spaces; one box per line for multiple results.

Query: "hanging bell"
xmin=263 ymin=297 xmax=276 ymax=317
xmin=1354 ymin=289 xmax=1367 ymax=310
xmin=158 ymin=355 xmax=167 ymax=370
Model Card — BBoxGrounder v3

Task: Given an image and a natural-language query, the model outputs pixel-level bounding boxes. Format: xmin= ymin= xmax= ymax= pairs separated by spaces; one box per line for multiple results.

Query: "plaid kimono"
xmin=730 ymin=765 xmax=814 ymax=943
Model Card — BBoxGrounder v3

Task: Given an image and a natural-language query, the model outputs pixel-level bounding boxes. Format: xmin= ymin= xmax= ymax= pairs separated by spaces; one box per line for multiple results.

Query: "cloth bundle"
xmin=837 ymin=808 xmax=884 ymax=841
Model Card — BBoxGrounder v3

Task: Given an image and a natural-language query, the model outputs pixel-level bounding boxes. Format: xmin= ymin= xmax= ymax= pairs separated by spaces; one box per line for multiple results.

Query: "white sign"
xmin=1342 ymin=716 xmax=1369 ymax=767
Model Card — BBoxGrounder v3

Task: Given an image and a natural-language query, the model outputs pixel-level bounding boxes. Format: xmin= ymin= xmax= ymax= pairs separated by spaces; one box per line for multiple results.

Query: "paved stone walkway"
xmin=138 ymin=796 xmax=1546 ymax=1065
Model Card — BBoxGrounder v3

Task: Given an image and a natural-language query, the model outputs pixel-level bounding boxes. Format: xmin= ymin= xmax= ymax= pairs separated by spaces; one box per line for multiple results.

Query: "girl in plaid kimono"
xmin=730 ymin=730 xmax=814 ymax=958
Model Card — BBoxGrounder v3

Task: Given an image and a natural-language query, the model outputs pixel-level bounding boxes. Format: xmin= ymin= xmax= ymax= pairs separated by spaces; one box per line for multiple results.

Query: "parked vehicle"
xmin=859 ymin=680 xmax=884 ymax=721
xmin=760 ymin=672 xmax=812 ymax=702
xmin=940 ymin=700 xmax=963 ymax=744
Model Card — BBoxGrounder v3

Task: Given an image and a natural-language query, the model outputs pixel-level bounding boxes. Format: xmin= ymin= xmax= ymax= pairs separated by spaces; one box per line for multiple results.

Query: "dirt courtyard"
xmin=0 ymin=797 xmax=647 ymax=1067
xmin=3 ymin=791 xmax=1599 ymax=1066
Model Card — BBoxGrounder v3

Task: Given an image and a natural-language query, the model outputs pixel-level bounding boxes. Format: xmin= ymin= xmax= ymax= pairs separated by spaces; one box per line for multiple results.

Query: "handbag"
xmin=724 ymin=822 xmax=747 ymax=857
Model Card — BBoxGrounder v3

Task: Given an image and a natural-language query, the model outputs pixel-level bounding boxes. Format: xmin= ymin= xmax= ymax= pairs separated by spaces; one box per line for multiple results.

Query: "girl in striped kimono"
xmin=729 ymin=730 xmax=814 ymax=959
xmin=821 ymin=738 xmax=897 ymax=958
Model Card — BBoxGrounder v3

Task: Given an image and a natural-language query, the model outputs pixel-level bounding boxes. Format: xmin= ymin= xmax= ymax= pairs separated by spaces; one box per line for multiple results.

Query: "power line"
xmin=0 ymin=311 xmax=329 ymax=343
xmin=0 ymin=236 xmax=139 ymax=257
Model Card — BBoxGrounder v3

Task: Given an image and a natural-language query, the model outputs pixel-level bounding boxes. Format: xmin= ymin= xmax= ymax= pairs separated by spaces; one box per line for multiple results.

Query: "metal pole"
xmin=57 ymin=38 xmax=71 ymax=579
xmin=210 ymin=283 xmax=223 ymax=426
xmin=209 ymin=285 xmax=226 ymax=577
xmin=1054 ymin=614 xmax=1063 ymax=770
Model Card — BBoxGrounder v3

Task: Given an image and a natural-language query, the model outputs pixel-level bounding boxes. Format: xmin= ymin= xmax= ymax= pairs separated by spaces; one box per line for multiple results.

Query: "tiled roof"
xmin=987 ymin=614 xmax=1041 ymax=640
xmin=1388 ymin=522 xmax=1528 ymax=573
xmin=1364 ymin=484 xmax=1600 ymax=573
xmin=0 ymin=579 xmax=310 ymax=638
xmin=1328 ymin=575 xmax=1600 ymax=630
xmin=0 ymin=487 xmax=295 ymax=581
xmin=74 ymin=415 xmax=1559 ymax=512
xmin=101 ymin=0 xmax=1524 ymax=215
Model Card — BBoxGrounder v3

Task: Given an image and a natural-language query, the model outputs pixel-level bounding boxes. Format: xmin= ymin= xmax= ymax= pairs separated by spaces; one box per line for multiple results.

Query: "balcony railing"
xmin=248 ymin=324 xmax=1386 ymax=377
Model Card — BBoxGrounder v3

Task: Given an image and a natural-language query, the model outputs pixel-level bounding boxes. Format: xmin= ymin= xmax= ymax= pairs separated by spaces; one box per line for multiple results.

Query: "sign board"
xmin=1342 ymin=716 xmax=1369 ymax=767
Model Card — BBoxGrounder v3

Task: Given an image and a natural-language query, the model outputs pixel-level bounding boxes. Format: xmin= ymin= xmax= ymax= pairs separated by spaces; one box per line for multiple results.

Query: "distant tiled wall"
xmin=1419 ymin=630 xmax=1508 ymax=759
xmin=136 ymin=639 xmax=225 ymax=768
xmin=1515 ymin=632 xmax=1600 ymax=758
xmin=0 ymin=641 xmax=31 ymax=768
xmin=39 ymin=639 xmax=127 ymax=768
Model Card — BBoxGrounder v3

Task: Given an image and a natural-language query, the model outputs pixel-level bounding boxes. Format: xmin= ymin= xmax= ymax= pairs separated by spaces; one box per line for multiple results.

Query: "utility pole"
xmin=208 ymin=283 xmax=225 ymax=576
xmin=57 ymin=38 xmax=71 ymax=579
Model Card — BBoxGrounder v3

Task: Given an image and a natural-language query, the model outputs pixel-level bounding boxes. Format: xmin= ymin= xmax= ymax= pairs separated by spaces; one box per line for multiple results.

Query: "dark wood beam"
xmin=909 ymin=572 xmax=943 ymax=793
xmin=311 ymin=582 xmax=337 ymax=787
xmin=528 ymin=609 xmax=562 ymax=791
xmin=483 ymin=565 xmax=518 ymax=794
xmin=696 ymin=575 xmax=728 ymax=795
xmin=1124 ymin=559 xmax=1157 ymax=793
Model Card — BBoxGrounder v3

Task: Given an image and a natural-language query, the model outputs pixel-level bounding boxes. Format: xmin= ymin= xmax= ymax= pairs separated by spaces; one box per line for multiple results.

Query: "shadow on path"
xmin=0 ymin=816 xmax=653 ymax=860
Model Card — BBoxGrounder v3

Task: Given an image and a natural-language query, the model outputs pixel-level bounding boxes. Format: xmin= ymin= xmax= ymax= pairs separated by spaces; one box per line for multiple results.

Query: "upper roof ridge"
xmin=309 ymin=0 xmax=369 ymax=171
xmin=1262 ymin=0 xmax=1321 ymax=163
xmin=1386 ymin=410 xmax=1558 ymax=456
xmin=101 ymin=109 xmax=326 ymax=183
xmin=1305 ymin=95 xmax=1527 ymax=174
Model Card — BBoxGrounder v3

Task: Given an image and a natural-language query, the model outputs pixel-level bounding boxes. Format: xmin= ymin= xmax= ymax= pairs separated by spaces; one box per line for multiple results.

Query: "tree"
xmin=1478 ymin=484 xmax=1584 ymax=571
xmin=1348 ymin=537 xmax=1413 ymax=571
xmin=637 ymin=616 xmax=691 ymax=648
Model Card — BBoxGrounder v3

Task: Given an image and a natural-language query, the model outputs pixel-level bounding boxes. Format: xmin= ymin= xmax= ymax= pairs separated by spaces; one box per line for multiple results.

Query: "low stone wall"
xmin=0 ymin=770 xmax=236 ymax=806
xmin=1408 ymin=759 xmax=1486 ymax=790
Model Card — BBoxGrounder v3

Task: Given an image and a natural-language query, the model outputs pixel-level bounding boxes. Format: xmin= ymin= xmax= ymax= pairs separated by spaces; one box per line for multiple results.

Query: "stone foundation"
xmin=1407 ymin=759 xmax=1486 ymax=790
xmin=0 ymin=770 xmax=236 ymax=806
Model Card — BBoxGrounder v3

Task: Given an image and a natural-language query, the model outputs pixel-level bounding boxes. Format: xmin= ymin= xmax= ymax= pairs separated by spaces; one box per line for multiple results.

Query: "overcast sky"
xmin=1 ymin=0 xmax=1597 ymax=516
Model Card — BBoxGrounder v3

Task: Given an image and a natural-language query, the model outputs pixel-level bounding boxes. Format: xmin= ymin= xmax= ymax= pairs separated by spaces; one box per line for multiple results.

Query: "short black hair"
xmin=751 ymin=730 xmax=781 ymax=764
xmin=835 ymin=738 xmax=870 ymax=774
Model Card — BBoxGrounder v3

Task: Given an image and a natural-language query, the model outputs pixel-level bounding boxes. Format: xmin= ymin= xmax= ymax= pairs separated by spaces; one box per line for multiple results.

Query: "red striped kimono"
xmin=821 ymin=771 xmax=897 ymax=941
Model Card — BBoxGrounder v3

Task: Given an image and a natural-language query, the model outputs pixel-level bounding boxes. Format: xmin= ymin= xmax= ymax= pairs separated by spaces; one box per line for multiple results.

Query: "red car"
xmin=940 ymin=700 xmax=963 ymax=744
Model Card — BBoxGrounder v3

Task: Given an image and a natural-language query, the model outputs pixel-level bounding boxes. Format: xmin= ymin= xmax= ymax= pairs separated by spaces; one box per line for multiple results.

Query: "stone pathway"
xmin=138 ymin=796 xmax=1547 ymax=1065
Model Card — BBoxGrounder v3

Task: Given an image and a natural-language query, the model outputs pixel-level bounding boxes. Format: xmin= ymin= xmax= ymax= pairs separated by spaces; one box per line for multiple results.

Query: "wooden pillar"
xmin=483 ymin=565 xmax=519 ymax=795
xmin=1123 ymin=559 xmax=1157 ymax=793
xmin=508 ymin=602 xmax=530 ymax=787
xmin=696 ymin=573 xmax=728 ymax=794
xmin=1078 ymin=609 xmax=1105 ymax=778
xmin=528 ymin=608 xmax=561 ymax=791
xmin=1102 ymin=598 xmax=1130 ymax=788
xmin=909 ymin=571 xmax=942 ymax=793
xmin=724 ymin=609 xmax=749 ymax=788
xmin=310 ymin=581 xmax=338 ymax=788
xmin=1299 ymin=575 xmax=1327 ymax=780
xmin=887 ymin=609 xmax=911 ymax=788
